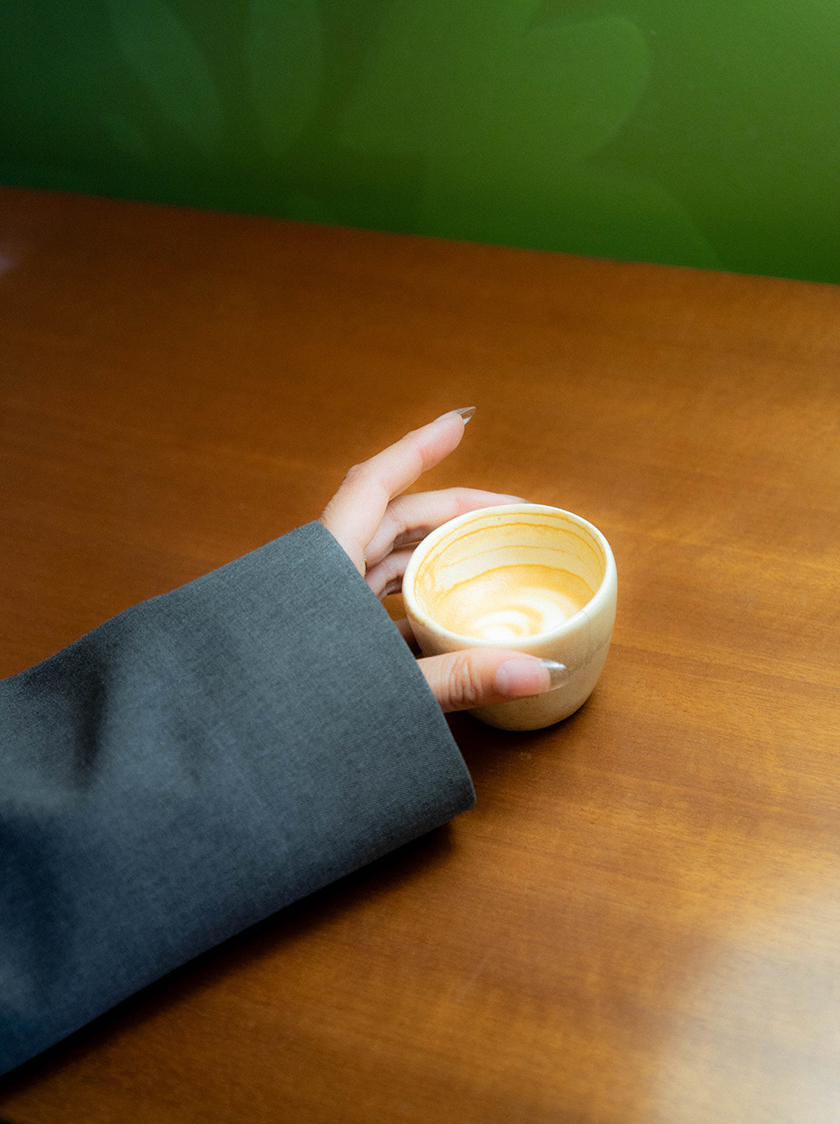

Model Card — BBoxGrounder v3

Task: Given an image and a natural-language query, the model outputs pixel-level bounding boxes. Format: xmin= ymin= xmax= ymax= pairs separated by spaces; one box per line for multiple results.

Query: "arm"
xmin=0 ymin=522 xmax=472 ymax=1074
xmin=0 ymin=409 xmax=561 ymax=1074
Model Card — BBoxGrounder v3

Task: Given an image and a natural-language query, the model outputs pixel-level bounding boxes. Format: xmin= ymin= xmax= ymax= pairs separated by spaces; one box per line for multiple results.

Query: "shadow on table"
xmin=0 ymin=704 xmax=587 ymax=1104
xmin=0 ymin=819 xmax=459 ymax=1097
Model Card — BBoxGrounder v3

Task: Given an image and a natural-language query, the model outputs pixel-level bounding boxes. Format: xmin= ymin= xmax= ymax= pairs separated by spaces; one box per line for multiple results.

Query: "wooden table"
xmin=1 ymin=187 xmax=838 ymax=1124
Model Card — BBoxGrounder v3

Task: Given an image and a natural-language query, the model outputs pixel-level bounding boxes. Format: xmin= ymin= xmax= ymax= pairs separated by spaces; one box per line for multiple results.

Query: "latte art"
xmin=431 ymin=564 xmax=594 ymax=642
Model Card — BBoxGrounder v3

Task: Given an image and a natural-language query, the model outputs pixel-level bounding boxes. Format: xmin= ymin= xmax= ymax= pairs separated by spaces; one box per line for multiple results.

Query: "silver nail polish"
xmin=540 ymin=660 xmax=570 ymax=690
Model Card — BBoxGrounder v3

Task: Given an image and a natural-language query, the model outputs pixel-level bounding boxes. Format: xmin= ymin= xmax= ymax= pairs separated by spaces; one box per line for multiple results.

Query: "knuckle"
xmin=453 ymin=488 xmax=474 ymax=516
xmin=342 ymin=462 xmax=368 ymax=485
xmin=379 ymin=508 xmax=412 ymax=552
xmin=448 ymin=653 xmax=485 ymax=710
xmin=388 ymin=509 xmax=409 ymax=545
xmin=375 ymin=554 xmax=397 ymax=585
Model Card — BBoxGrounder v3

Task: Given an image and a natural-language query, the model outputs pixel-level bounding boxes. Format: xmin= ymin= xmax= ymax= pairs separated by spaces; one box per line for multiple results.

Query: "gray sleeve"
xmin=0 ymin=521 xmax=474 ymax=1075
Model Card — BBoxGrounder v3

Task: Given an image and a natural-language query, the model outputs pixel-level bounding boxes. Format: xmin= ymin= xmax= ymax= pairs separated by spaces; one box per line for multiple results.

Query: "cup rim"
xmin=401 ymin=503 xmax=617 ymax=648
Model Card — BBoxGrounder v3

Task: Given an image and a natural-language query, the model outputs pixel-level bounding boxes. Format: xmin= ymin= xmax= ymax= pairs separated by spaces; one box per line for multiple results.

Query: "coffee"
xmin=428 ymin=564 xmax=593 ymax=642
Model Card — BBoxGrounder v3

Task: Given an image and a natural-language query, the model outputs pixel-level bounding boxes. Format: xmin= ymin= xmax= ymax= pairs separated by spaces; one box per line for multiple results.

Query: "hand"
xmin=319 ymin=409 xmax=567 ymax=713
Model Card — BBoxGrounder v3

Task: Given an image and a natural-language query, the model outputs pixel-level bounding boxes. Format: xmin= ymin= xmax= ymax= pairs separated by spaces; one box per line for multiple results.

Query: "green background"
xmin=2 ymin=0 xmax=838 ymax=283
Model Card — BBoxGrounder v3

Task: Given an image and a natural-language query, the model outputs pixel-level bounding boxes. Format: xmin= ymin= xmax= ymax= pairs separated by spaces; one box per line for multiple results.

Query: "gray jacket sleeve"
xmin=0 ymin=522 xmax=475 ymax=1075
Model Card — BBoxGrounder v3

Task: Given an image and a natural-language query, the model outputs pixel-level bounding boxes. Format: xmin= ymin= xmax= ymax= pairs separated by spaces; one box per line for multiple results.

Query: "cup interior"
xmin=410 ymin=506 xmax=609 ymax=644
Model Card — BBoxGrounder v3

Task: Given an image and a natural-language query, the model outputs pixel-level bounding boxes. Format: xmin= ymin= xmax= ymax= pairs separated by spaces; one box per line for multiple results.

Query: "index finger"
xmin=319 ymin=407 xmax=475 ymax=573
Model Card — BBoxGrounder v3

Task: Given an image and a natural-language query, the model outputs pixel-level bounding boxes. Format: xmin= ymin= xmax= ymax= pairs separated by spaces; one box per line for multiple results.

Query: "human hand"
xmin=319 ymin=409 xmax=568 ymax=713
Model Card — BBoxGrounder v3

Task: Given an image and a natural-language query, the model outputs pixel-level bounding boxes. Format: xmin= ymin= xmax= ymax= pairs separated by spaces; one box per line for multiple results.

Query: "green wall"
xmin=2 ymin=1 xmax=839 ymax=284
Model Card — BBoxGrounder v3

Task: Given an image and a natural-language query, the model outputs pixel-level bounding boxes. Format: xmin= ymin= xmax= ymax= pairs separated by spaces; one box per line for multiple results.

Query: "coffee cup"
xmin=402 ymin=504 xmax=617 ymax=730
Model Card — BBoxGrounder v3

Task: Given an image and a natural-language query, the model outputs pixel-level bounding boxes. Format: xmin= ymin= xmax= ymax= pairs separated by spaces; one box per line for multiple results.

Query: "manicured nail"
xmin=452 ymin=406 xmax=476 ymax=424
xmin=540 ymin=660 xmax=570 ymax=689
xmin=496 ymin=658 xmax=569 ymax=698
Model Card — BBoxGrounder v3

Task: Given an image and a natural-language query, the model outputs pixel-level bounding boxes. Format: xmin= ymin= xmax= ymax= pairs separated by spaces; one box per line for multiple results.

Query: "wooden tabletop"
xmin=1 ymin=186 xmax=838 ymax=1124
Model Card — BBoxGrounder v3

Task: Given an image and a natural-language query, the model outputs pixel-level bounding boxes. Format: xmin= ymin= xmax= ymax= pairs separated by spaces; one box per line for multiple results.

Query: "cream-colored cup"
xmin=402 ymin=504 xmax=617 ymax=730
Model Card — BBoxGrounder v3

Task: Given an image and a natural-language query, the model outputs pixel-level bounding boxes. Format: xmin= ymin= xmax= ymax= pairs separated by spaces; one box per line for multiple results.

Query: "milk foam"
xmin=431 ymin=564 xmax=593 ymax=641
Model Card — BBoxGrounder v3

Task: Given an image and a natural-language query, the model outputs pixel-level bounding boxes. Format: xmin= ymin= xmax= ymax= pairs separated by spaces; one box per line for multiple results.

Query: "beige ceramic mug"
xmin=402 ymin=504 xmax=617 ymax=730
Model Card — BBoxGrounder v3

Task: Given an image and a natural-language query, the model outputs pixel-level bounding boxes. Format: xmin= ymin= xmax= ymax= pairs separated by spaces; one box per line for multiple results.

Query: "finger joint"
xmin=448 ymin=653 xmax=485 ymax=710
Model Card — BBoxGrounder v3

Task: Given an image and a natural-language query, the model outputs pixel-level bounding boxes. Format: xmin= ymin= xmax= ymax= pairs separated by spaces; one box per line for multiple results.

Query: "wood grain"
xmin=1 ymin=186 xmax=839 ymax=1124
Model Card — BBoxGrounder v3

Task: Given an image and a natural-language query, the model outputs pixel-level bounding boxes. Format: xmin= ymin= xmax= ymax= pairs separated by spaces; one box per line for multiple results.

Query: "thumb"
xmin=418 ymin=649 xmax=569 ymax=714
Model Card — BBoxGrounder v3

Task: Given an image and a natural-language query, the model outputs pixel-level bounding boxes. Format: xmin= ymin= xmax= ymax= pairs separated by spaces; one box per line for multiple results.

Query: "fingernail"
xmin=451 ymin=406 xmax=476 ymax=424
xmin=496 ymin=658 xmax=569 ymax=699
xmin=540 ymin=660 xmax=570 ymax=689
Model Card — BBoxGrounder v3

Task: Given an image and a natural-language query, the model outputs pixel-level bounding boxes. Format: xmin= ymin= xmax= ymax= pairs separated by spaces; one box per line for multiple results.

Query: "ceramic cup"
xmin=402 ymin=504 xmax=617 ymax=730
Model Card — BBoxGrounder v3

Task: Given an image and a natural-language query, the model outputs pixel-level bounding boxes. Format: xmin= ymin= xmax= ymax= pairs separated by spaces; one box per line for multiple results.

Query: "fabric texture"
xmin=0 ymin=521 xmax=475 ymax=1075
